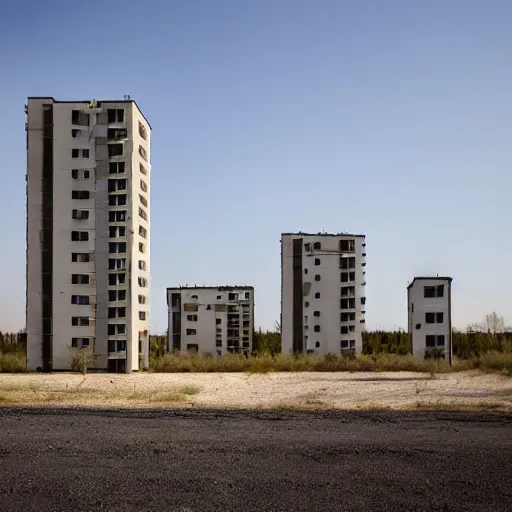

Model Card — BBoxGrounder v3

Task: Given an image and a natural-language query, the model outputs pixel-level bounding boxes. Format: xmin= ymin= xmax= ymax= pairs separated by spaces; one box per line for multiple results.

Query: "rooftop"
xmin=27 ymin=96 xmax=151 ymax=129
xmin=407 ymin=276 xmax=453 ymax=289
xmin=167 ymin=286 xmax=254 ymax=292
xmin=281 ymin=232 xmax=365 ymax=238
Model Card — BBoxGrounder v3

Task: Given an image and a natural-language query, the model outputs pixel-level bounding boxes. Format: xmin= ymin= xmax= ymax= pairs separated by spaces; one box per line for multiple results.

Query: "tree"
xmin=484 ymin=312 xmax=505 ymax=335
xmin=70 ymin=346 xmax=95 ymax=375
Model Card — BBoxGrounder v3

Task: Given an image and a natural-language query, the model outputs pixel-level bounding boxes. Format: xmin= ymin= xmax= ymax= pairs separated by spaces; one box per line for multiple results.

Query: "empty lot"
xmin=0 ymin=371 xmax=511 ymax=410
xmin=0 ymin=407 xmax=511 ymax=511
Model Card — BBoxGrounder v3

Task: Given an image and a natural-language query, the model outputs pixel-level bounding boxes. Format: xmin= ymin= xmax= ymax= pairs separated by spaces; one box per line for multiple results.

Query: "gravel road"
xmin=0 ymin=408 xmax=511 ymax=511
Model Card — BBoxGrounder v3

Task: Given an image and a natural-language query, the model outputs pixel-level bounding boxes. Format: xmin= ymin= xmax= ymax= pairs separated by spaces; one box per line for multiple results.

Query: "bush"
xmin=0 ymin=351 xmax=26 ymax=372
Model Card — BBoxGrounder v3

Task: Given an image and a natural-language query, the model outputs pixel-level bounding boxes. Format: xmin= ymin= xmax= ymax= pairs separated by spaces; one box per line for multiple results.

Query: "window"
xmin=72 ymin=210 xmax=89 ymax=220
xmin=109 ymin=162 xmax=125 ymax=174
xmin=107 ymin=128 xmax=127 ymax=140
xmin=109 ymin=242 xmax=126 ymax=253
xmin=341 ymin=325 xmax=355 ymax=334
xmin=216 ymin=318 xmax=221 ymax=325
xmin=139 ymin=311 xmax=147 ymax=321
xmin=72 ymin=252 xmax=90 ymax=262
xmin=108 ymin=144 xmax=123 ymax=157
xmin=139 ymin=121 xmax=148 ymax=140
xmin=138 ymin=277 xmax=148 ymax=287
xmin=139 ymin=226 xmax=147 ymax=239
xmin=71 ymin=317 xmax=90 ymax=326
xmin=109 ymin=340 xmax=127 ymax=352
xmin=107 ymin=109 xmax=124 ymax=123
xmin=71 ymin=231 xmax=89 ymax=241
xmin=341 ymin=286 xmax=355 ymax=297
xmin=108 ymin=324 xmax=126 ymax=335
xmin=108 ymin=273 xmax=126 ymax=286
xmin=304 ymin=268 xmax=308 ymax=275
xmin=71 ymin=338 xmax=91 ymax=348
xmin=340 ymin=298 xmax=356 ymax=310
xmin=340 ymin=257 xmax=356 ymax=269
xmin=314 ymin=292 xmax=320 ymax=299
xmin=304 ymin=301 xmax=309 ymax=308
xmin=139 ymin=207 xmax=148 ymax=221
xmin=71 ymin=295 xmax=90 ymax=305
xmin=340 ymin=272 xmax=356 ymax=283
xmin=313 ymin=242 xmax=321 ymax=250
xmin=71 ymin=274 xmax=89 ymax=285
xmin=339 ymin=239 xmax=355 ymax=252
xmin=245 ymin=292 xmax=250 ymax=300
xmin=139 ymin=145 xmax=148 ymax=161
xmin=72 ymin=149 xmax=79 ymax=158
xmin=82 ymin=149 xmax=89 ymax=158
xmin=426 ymin=312 xmax=444 ymax=324
xmin=314 ymin=258 xmax=320 ymax=266
xmin=108 ymin=194 xmax=127 ymax=206
xmin=436 ymin=335 xmax=445 ymax=346
xmin=426 ymin=335 xmax=436 ymax=348
xmin=140 ymin=162 xmax=148 ymax=176
xmin=109 ymin=210 xmax=126 ymax=222
xmin=138 ymin=260 xmax=146 ymax=270
xmin=71 ymin=169 xmax=90 ymax=180
xmin=72 ymin=190 xmax=90 ymax=200
xmin=228 ymin=293 xmax=238 ymax=300
xmin=109 ymin=258 xmax=126 ymax=270
xmin=185 ymin=303 xmax=199 ymax=312
xmin=313 ymin=311 xmax=320 ymax=317
xmin=341 ymin=312 xmax=356 ymax=322
xmin=314 ymin=274 xmax=321 ymax=282
xmin=138 ymin=295 xmax=147 ymax=304
xmin=314 ymin=325 xmax=320 ymax=332
xmin=140 ymin=179 xmax=148 ymax=192
xmin=186 ymin=329 xmax=197 ymax=336
xmin=71 ymin=110 xmax=89 ymax=126
xmin=72 ymin=129 xmax=80 ymax=138
xmin=108 ymin=178 xmax=127 ymax=192
xmin=315 ymin=341 xmax=320 ymax=348
xmin=304 ymin=243 xmax=311 ymax=252
xmin=139 ymin=242 xmax=145 ymax=253
xmin=109 ymin=226 xmax=126 ymax=238
xmin=187 ymin=314 xmax=198 ymax=321
xmin=108 ymin=289 xmax=126 ymax=302
xmin=424 ymin=285 xmax=444 ymax=298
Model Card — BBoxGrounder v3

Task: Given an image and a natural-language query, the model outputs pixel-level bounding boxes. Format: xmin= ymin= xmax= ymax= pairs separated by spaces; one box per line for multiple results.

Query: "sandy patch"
xmin=0 ymin=371 xmax=511 ymax=411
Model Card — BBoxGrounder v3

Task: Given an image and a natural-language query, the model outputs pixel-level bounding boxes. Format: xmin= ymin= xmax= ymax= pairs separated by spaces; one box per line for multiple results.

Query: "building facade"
xmin=167 ymin=286 xmax=254 ymax=357
xmin=281 ymin=233 xmax=366 ymax=355
xmin=407 ymin=277 xmax=452 ymax=364
xmin=26 ymin=97 xmax=151 ymax=373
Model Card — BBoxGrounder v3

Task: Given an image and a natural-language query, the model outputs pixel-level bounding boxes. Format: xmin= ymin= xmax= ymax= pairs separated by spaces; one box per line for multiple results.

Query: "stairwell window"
xmin=71 ymin=274 xmax=89 ymax=284
xmin=71 ymin=231 xmax=89 ymax=242
xmin=138 ymin=145 xmax=148 ymax=161
xmin=138 ymin=277 xmax=148 ymax=287
xmin=71 ymin=295 xmax=90 ymax=305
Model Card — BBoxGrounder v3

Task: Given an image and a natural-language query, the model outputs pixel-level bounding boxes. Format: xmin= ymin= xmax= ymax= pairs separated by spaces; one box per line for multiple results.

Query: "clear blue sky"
xmin=1 ymin=0 xmax=511 ymax=334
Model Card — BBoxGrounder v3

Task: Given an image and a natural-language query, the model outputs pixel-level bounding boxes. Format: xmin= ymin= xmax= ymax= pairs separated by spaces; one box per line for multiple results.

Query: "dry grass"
xmin=0 ymin=352 xmax=26 ymax=373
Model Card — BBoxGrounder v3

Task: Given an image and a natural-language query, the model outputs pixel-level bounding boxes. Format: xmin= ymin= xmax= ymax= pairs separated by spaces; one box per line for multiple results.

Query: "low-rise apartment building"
xmin=281 ymin=232 xmax=367 ymax=355
xmin=166 ymin=286 xmax=254 ymax=357
xmin=407 ymin=277 xmax=453 ymax=364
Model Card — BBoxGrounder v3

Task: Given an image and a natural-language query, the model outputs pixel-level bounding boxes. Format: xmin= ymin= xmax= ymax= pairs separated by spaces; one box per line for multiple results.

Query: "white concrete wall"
xmin=167 ymin=288 xmax=254 ymax=357
xmin=281 ymin=234 xmax=366 ymax=355
xmin=407 ymin=278 xmax=451 ymax=362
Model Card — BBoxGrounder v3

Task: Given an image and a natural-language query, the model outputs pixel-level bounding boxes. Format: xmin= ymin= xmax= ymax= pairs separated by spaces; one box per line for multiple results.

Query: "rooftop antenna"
xmin=124 ymin=94 xmax=131 ymax=100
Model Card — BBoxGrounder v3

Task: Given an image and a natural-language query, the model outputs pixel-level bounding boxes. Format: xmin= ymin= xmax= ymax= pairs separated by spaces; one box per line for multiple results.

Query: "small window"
xmin=138 ymin=260 xmax=146 ymax=270
xmin=424 ymin=286 xmax=436 ymax=298
xmin=71 ymin=252 xmax=90 ymax=262
xmin=304 ymin=268 xmax=308 ymax=274
xmin=436 ymin=285 xmax=444 ymax=297
xmin=341 ymin=340 xmax=349 ymax=349
xmin=245 ymin=292 xmax=250 ymax=300
xmin=139 ymin=225 xmax=147 ymax=239
xmin=217 ymin=295 xmax=222 ymax=300
xmin=304 ymin=301 xmax=309 ymax=307
xmin=216 ymin=318 xmax=221 ymax=325
xmin=315 ymin=341 xmax=320 ymax=348
xmin=138 ymin=295 xmax=146 ymax=304
xmin=304 ymin=243 xmax=311 ymax=252
xmin=313 ymin=311 xmax=320 ymax=317
xmin=314 ymin=258 xmax=320 ymax=266
xmin=140 ymin=179 xmax=148 ymax=192
xmin=425 ymin=312 xmax=435 ymax=324
xmin=437 ymin=312 xmax=444 ymax=323
xmin=425 ymin=335 xmax=436 ymax=348
xmin=313 ymin=242 xmax=321 ymax=250
xmin=72 ymin=129 xmax=80 ymax=138
xmin=314 ymin=325 xmax=320 ymax=333
xmin=72 ymin=149 xmax=79 ymax=158
xmin=314 ymin=292 xmax=320 ymax=299
xmin=186 ymin=329 xmax=197 ymax=336
xmin=82 ymin=149 xmax=89 ymax=158
xmin=140 ymin=163 xmax=148 ymax=175
xmin=437 ymin=335 xmax=445 ymax=346
xmin=139 ymin=242 xmax=145 ymax=253
xmin=361 ymin=297 xmax=366 ymax=306
xmin=191 ymin=295 xmax=198 ymax=299
xmin=187 ymin=314 xmax=198 ymax=322
xmin=314 ymin=275 xmax=321 ymax=282
xmin=139 ymin=311 xmax=147 ymax=321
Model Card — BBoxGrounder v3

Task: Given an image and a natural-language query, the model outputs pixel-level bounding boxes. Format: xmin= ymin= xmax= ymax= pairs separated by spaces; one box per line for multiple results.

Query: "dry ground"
xmin=0 ymin=371 xmax=511 ymax=410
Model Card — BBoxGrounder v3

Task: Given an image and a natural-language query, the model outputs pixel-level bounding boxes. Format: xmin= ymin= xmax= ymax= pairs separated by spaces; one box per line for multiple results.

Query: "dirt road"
xmin=0 ymin=408 xmax=511 ymax=511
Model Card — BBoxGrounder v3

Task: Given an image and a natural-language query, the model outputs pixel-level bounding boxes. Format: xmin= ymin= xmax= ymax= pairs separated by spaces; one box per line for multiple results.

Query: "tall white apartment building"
xmin=407 ymin=277 xmax=452 ymax=364
xmin=167 ymin=286 xmax=254 ymax=357
xmin=26 ymin=97 xmax=151 ymax=373
xmin=281 ymin=232 xmax=366 ymax=355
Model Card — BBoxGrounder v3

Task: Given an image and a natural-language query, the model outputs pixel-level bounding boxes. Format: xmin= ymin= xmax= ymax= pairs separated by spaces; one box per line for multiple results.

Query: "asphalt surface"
xmin=0 ymin=408 xmax=511 ymax=512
